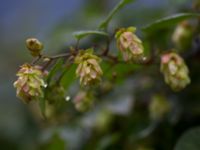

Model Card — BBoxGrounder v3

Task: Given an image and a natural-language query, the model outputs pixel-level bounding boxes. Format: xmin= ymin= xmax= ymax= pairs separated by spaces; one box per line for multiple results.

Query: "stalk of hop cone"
xmin=160 ymin=52 xmax=190 ymax=91
xmin=13 ymin=64 xmax=46 ymax=103
xmin=26 ymin=38 xmax=43 ymax=57
xmin=115 ymin=27 xmax=144 ymax=62
xmin=75 ymin=49 xmax=103 ymax=86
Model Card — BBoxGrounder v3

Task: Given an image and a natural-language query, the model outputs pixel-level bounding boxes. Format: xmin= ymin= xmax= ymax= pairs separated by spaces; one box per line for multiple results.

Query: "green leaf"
xmin=41 ymin=133 xmax=66 ymax=150
xmin=175 ymin=127 xmax=200 ymax=150
xmin=39 ymin=96 xmax=46 ymax=119
xmin=60 ymin=64 xmax=77 ymax=89
xmin=42 ymin=59 xmax=64 ymax=118
xmin=99 ymin=0 xmax=135 ymax=31
xmin=142 ymin=13 xmax=200 ymax=33
xmin=96 ymin=134 xmax=120 ymax=150
xmin=73 ymin=30 xmax=109 ymax=40
xmin=46 ymin=59 xmax=64 ymax=84
xmin=123 ymin=0 xmax=135 ymax=4
xmin=102 ymin=62 xmax=140 ymax=84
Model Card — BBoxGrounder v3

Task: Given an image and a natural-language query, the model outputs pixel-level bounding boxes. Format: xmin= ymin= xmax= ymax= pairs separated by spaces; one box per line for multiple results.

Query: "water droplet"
xmin=142 ymin=57 xmax=147 ymax=61
xmin=65 ymin=96 xmax=71 ymax=101
xmin=44 ymin=83 xmax=48 ymax=88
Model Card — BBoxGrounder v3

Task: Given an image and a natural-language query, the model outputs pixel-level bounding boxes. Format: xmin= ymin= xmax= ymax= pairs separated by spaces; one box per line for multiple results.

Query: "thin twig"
xmin=44 ymin=53 xmax=71 ymax=60
xmin=42 ymin=59 xmax=53 ymax=71
xmin=31 ymin=55 xmax=42 ymax=65
xmin=101 ymin=37 xmax=111 ymax=56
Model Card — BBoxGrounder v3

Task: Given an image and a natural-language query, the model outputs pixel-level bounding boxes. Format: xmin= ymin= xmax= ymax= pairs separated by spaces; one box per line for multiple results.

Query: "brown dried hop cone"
xmin=26 ymin=38 xmax=43 ymax=57
xmin=75 ymin=49 xmax=103 ymax=86
xmin=160 ymin=52 xmax=190 ymax=91
xmin=13 ymin=64 xmax=46 ymax=103
xmin=115 ymin=27 xmax=144 ymax=62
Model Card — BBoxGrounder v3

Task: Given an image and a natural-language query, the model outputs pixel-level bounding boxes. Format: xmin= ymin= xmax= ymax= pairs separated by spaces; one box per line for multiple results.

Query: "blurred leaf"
xmin=102 ymin=61 xmax=140 ymax=84
xmin=99 ymin=0 xmax=135 ymax=30
xmin=137 ymin=121 xmax=158 ymax=139
xmin=46 ymin=59 xmax=64 ymax=84
xmin=41 ymin=59 xmax=64 ymax=118
xmin=124 ymin=0 xmax=134 ymax=3
xmin=73 ymin=30 xmax=109 ymax=40
xmin=110 ymin=63 xmax=140 ymax=83
xmin=175 ymin=127 xmax=200 ymax=150
xmin=41 ymin=133 xmax=66 ymax=150
xmin=60 ymin=64 xmax=76 ymax=89
xmin=96 ymin=134 xmax=120 ymax=150
xmin=142 ymin=13 xmax=200 ymax=33
xmin=39 ymin=96 xmax=46 ymax=119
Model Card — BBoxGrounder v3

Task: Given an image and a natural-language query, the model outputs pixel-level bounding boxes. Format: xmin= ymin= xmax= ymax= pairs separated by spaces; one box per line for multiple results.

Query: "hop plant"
xmin=13 ymin=64 xmax=46 ymax=103
xmin=75 ymin=49 xmax=103 ymax=86
xmin=160 ymin=52 xmax=190 ymax=91
xmin=115 ymin=27 xmax=144 ymax=62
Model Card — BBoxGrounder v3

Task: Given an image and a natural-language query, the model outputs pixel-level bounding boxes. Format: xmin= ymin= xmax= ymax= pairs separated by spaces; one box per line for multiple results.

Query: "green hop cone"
xmin=160 ymin=52 xmax=190 ymax=91
xmin=172 ymin=21 xmax=193 ymax=50
xmin=73 ymin=91 xmax=94 ymax=112
xmin=149 ymin=95 xmax=171 ymax=120
xmin=75 ymin=49 xmax=103 ymax=86
xmin=13 ymin=64 xmax=46 ymax=103
xmin=26 ymin=38 xmax=43 ymax=57
xmin=115 ymin=27 xmax=144 ymax=62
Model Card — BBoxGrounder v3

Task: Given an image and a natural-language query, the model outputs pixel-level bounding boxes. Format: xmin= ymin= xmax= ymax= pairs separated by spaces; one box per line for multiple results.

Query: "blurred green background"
xmin=1 ymin=0 xmax=199 ymax=150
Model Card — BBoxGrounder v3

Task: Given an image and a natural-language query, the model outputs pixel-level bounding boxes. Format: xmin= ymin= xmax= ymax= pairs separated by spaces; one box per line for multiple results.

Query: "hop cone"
xmin=160 ymin=52 xmax=190 ymax=91
xmin=115 ymin=27 xmax=144 ymax=62
xmin=75 ymin=49 xmax=103 ymax=86
xmin=14 ymin=64 xmax=45 ymax=103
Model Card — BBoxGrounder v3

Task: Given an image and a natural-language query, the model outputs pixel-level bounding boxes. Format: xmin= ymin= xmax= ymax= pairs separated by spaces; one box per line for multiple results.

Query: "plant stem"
xmin=45 ymin=53 xmax=71 ymax=60
xmin=31 ymin=55 xmax=42 ymax=65
xmin=99 ymin=0 xmax=130 ymax=31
